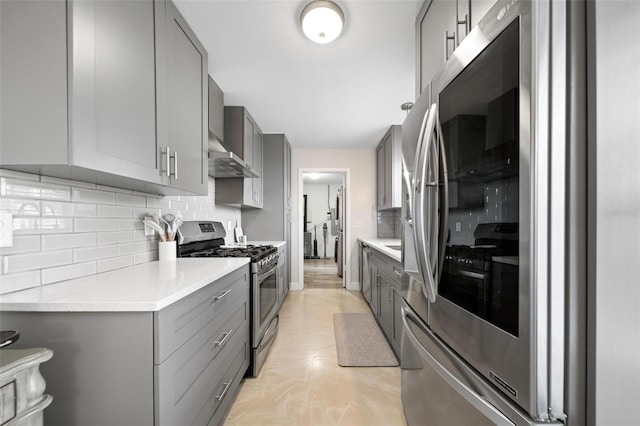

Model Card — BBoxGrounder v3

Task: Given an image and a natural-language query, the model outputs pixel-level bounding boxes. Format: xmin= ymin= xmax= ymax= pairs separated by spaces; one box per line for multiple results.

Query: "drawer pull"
xmin=215 ymin=378 xmax=233 ymax=402
xmin=213 ymin=330 xmax=233 ymax=347
xmin=212 ymin=289 xmax=233 ymax=303
xmin=393 ymin=267 xmax=403 ymax=277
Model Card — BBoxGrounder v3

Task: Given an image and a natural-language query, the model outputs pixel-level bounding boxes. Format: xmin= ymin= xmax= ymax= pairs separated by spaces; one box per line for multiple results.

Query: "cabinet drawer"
xmin=154 ymin=265 xmax=249 ymax=363
xmin=371 ymin=251 xmax=403 ymax=288
xmin=155 ymin=297 xmax=249 ymax=426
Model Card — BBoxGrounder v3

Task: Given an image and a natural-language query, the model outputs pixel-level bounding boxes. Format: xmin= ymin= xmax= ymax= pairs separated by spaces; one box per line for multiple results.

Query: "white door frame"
xmin=298 ymin=168 xmax=351 ymax=289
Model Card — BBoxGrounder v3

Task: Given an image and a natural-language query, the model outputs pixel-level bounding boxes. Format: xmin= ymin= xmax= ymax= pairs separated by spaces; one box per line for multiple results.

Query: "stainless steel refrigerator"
xmin=399 ymin=1 xmax=590 ymax=424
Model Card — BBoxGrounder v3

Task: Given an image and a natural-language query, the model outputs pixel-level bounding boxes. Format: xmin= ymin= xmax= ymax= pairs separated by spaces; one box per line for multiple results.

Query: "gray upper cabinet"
xmin=208 ymin=75 xmax=225 ymax=144
xmin=242 ymin=134 xmax=292 ymax=289
xmin=216 ymin=106 xmax=264 ymax=208
xmin=416 ymin=0 xmax=497 ymax=96
xmin=0 ymin=0 xmax=207 ymax=196
xmin=376 ymin=125 xmax=402 ymax=210
xmin=156 ymin=0 xmax=208 ymax=195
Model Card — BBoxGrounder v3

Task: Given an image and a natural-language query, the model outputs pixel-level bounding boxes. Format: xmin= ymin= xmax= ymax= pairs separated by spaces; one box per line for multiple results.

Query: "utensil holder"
xmin=159 ymin=240 xmax=176 ymax=262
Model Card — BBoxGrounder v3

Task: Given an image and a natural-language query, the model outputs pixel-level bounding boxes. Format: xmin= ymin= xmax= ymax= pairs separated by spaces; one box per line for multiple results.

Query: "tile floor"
xmin=225 ymin=288 xmax=406 ymax=425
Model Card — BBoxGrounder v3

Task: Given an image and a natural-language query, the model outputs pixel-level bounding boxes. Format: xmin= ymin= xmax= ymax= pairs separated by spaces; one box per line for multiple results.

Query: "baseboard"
xmin=347 ymin=281 xmax=361 ymax=291
xmin=290 ymin=281 xmax=303 ymax=291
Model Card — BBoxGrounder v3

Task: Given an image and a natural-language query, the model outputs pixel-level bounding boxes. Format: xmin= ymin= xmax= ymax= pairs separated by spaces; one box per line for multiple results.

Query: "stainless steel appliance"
xmin=177 ymin=221 xmax=279 ymax=377
xmin=401 ymin=1 xmax=566 ymax=424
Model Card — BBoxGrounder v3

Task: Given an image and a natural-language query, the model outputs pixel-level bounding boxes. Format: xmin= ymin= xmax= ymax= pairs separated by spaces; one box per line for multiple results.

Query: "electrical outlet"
xmin=0 ymin=213 xmax=14 ymax=247
xmin=144 ymin=216 xmax=155 ymax=236
xmin=455 ymin=222 xmax=462 ymax=232
xmin=227 ymin=220 xmax=233 ymax=231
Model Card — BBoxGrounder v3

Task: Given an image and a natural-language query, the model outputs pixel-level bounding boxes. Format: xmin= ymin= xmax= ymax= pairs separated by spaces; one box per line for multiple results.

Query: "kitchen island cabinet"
xmin=0 ymin=259 xmax=250 ymax=426
xmin=0 ymin=0 xmax=207 ymax=196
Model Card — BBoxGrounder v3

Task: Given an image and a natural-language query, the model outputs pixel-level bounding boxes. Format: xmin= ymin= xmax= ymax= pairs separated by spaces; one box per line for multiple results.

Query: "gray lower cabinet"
xmin=363 ymin=249 xmax=403 ymax=356
xmin=242 ymin=134 xmax=292 ymax=292
xmin=0 ymin=265 xmax=250 ymax=426
xmin=216 ymin=107 xmax=264 ymax=208
xmin=0 ymin=0 xmax=207 ymax=196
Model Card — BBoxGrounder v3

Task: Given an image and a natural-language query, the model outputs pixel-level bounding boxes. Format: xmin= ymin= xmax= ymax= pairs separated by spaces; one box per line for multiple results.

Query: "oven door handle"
xmin=258 ymin=265 xmax=277 ymax=280
xmin=449 ymin=268 xmax=485 ymax=280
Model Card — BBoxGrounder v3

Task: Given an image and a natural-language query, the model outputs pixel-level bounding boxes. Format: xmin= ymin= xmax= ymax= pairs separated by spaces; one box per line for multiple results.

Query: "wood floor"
xmin=304 ymin=258 xmax=343 ymax=288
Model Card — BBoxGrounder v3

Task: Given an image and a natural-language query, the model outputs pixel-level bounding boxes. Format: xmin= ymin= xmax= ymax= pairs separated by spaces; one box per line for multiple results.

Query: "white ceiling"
xmin=174 ymin=0 xmax=419 ymax=149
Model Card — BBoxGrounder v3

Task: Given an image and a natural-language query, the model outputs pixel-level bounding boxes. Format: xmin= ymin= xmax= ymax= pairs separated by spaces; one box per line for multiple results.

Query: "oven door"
xmin=423 ymin=0 xmax=540 ymax=419
xmin=252 ymin=264 xmax=278 ymax=345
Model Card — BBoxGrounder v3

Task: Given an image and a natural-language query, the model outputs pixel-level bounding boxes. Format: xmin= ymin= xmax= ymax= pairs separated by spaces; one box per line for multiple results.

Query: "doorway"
xmin=300 ymin=170 xmax=347 ymax=289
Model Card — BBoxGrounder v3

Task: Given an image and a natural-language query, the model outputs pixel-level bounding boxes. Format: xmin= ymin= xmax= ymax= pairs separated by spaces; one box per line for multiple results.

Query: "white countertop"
xmin=0 ymin=258 xmax=250 ymax=312
xmin=358 ymin=238 xmax=402 ymax=263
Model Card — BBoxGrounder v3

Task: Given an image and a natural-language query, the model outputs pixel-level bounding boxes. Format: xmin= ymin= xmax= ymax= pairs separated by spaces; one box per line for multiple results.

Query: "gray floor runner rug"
xmin=333 ymin=312 xmax=399 ymax=367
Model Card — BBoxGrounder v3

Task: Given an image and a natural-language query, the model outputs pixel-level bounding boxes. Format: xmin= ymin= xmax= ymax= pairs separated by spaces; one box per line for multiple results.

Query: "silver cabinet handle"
xmin=444 ymin=30 xmax=456 ymax=61
xmin=172 ymin=150 xmax=178 ymax=179
xmin=165 ymin=146 xmax=171 ymax=177
xmin=212 ymin=288 xmax=233 ymax=303
xmin=457 ymin=13 xmax=469 ymax=44
xmin=215 ymin=378 xmax=233 ymax=402
xmin=213 ymin=329 xmax=233 ymax=347
xmin=393 ymin=267 xmax=403 ymax=277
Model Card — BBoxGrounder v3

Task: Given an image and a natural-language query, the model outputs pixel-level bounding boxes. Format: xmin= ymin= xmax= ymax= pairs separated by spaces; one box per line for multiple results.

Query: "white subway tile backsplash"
xmin=97 ymin=184 xmax=132 ymax=194
xmin=97 ymin=255 xmax=133 ymax=273
xmin=0 ymin=198 xmax=41 ymax=216
xmin=0 ymin=169 xmax=40 ymax=181
xmin=97 ymin=205 xmax=133 ymax=218
xmin=117 ymin=218 xmax=144 ymax=231
xmin=0 ymin=173 xmax=240 ymax=290
xmin=71 ymin=188 xmax=116 ymax=205
xmin=41 ymin=175 xmax=96 ymax=189
xmin=42 ymin=261 xmax=96 ymax=285
xmin=133 ymin=250 xmax=158 ymax=265
xmin=13 ymin=218 xmax=74 ymax=234
xmin=116 ymin=193 xmax=146 ymax=207
xmin=1 ymin=178 xmax=70 ymax=201
xmin=0 ymin=236 xmax=40 ymax=255
xmin=42 ymin=233 xmax=97 ymax=250
xmin=73 ymin=245 xmax=118 ymax=262
xmin=74 ymin=218 xmax=118 ymax=233
xmin=42 ymin=201 xmax=97 ymax=217
xmin=0 ymin=271 xmax=41 ymax=294
xmin=3 ymin=250 xmax=72 ymax=274
xmin=117 ymin=241 xmax=148 ymax=256
xmin=97 ymin=231 xmax=133 ymax=245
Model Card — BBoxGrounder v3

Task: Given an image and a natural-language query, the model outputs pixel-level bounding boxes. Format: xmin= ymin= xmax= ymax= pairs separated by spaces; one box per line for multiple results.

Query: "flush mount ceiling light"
xmin=300 ymin=1 xmax=345 ymax=44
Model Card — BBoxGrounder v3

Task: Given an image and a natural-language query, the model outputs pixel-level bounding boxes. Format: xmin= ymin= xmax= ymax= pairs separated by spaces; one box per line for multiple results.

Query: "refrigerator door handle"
xmin=436 ymin=111 xmax=449 ymax=278
xmin=401 ymin=306 xmax=516 ymax=426
xmin=413 ymin=104 xmax=438 ymax=302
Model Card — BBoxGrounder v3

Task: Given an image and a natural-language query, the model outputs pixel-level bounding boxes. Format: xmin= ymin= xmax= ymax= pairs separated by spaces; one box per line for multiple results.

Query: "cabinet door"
xmin=383 ymin=133 xmax=393 ymax=209
xmin=70 ymin=0 xmax=160 ymax=184
xmin=392 ymin=288 xmax=403 ymax=353
xmin=253 ymin=128 xmax=263 ymax=208
xmin=158 ymin=0 xmax=207 ymax=194
xmin=284 ymin=141 xmax=292 ymax=210
xmin=242 ymin=115 xmax=256 ymax=205
xmin=417 ymin=0 xmax=456 ymax=95
xmin=471 ymin=0 xmax=497 ymax=29
xmin=377 ymin=272 xmax=392 ymax=338
xmin=370 ymin=265 xmax=379 ymax=316
xmin=376 ymin=143 xmax=385 ymax=210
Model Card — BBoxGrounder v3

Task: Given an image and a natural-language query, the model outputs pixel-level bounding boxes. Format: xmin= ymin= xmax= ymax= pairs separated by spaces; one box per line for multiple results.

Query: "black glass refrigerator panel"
xmin=438 ymin=21 xmax=520 ymax=337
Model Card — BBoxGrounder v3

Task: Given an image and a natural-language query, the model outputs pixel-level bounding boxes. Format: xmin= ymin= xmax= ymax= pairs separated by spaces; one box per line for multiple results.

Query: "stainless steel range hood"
xmin=208 ymin=149 xmax=258 ymax=178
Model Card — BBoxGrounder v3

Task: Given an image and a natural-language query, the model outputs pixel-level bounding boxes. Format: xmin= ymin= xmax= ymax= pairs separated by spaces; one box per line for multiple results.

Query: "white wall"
xmin=291 ymin=149 xmax=376 ymax=290
xmin=0 ymin=169 xmax=240 ymax=294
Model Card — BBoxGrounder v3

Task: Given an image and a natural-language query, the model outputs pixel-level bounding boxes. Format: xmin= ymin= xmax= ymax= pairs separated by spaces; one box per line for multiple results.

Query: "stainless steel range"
xmin=177 ymin=221 xmax=279 ymax=377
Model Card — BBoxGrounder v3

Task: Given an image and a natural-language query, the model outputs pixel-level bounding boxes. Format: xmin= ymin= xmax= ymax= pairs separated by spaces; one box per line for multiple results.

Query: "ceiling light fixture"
xmin=300 ymin=1 xmax=345 ymax=44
